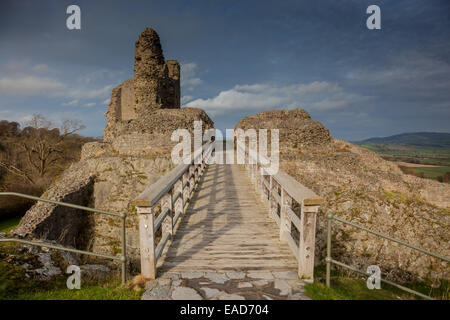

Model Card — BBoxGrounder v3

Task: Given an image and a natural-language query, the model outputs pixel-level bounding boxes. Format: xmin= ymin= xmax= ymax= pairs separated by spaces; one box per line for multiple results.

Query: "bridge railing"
xmin=236 ymin=140 xmax=322 ymax=281
xmin=0 ymin=192 xmax=127 ymax=284
xmin=132 ymin=142 xmax=214 ymax=279
xmin=325 ymin=213 xmax=450 ymax=300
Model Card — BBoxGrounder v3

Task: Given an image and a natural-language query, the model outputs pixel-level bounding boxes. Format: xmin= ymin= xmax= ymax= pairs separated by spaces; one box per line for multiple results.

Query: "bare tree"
xmin=20 ymin=115 xmax=85 ymax=178
xmin=0 ymin=114 xmax=86 ymax=182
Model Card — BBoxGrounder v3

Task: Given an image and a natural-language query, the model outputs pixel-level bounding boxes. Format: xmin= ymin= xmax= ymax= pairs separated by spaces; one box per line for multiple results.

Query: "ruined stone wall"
xmin=120 ymin=78 xmax=136 ymax=121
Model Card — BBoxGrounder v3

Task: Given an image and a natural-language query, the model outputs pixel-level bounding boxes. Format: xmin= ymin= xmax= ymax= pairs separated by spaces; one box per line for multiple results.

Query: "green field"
xmin=357 ymin=143 xmax=450 ymax=166
xmin=406 ymin=166 xmax=450 ymax=180
xmin=356 ymin=140 xmax=450 ymax=182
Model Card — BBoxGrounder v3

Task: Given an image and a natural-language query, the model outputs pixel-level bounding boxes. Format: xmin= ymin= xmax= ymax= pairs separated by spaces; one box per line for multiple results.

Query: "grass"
xmin=407 ymin=166 xmax=450 ymax=179
xmin=11 ymin=279 xmax=142 ymax=300
xmin=0 ymin=242 xmax=142 ymax=300
xmin=0 ymin=216 xmax=21 ymax=233
xmin=356 ymin=143 xmax=450 ymax=166
xmin=305 ymin=278 xmax=402 ymax=300
xmin=304 ymin=266 xmax=449 ymax=300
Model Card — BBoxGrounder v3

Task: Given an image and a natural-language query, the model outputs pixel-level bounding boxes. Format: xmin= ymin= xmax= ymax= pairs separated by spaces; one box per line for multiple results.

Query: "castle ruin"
xmin=13 ymin=28 xmax=213 ymax=267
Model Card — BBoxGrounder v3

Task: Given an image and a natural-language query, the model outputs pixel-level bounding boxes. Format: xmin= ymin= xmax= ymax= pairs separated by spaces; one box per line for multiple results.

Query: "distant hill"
xmin=355 ymin=132 xmax=450 ymax=149
xmin=353 ymin=132 xmax=450 ymax=167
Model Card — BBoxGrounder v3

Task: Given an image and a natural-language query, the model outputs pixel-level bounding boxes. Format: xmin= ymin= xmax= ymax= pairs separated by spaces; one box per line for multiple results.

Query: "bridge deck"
xmin=157 ymin=164 xmax=298 ymax=273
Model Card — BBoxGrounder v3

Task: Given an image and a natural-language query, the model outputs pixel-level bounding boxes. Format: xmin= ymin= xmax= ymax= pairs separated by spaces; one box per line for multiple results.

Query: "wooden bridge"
xmin=132 ymin=142 xmax=322 ymax=281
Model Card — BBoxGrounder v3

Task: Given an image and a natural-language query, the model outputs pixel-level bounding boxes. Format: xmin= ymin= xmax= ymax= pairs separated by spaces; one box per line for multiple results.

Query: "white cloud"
xmin=83 ymin=102 xmax=96 ymax=107
xmin=66 ymin=84 xmax=114 ymax=100
xmin=181 ymin=95 xmax=193 ymax=104
xmin=181 ymin=62 xmax=202 ymax=92
xmin=62 ymin=99 xmax=79 ymax=106
xmin=0 ymin=75 xmax=65 ymax=95
xmin=102 ymin=98 xmax=110 ymax=105
xmin=184 ymin=81 xmax=369 ymax=115
xmin=0 ymin=60 xmax=116 ymax=107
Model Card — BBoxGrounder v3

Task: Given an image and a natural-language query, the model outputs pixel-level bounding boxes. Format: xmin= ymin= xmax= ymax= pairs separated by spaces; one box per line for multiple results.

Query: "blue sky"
xmin=0 ymin=0 xmax=449 ymax=140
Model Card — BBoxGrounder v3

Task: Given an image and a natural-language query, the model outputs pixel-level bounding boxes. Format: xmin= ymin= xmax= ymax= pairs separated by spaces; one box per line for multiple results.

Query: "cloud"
xmin=31 ymin=64 xmax=49 ymax=73
xmin=0 ymin=75 xmax=65 ymax=95
xmin=65 ymin=84 xmax=114 ymax=100
xmin=62 ymin=99 xmax=79 ymax=107
xmin=181 ymin=95 xmax=193 ymax=104
xmin=346 ymin=47 xmax=450 ymax=98
xmin=184 ymin=81 xmax=369 ymax=115
xmin=0 ymin=60 xmax=116 ymax=107
xmin=102 ymin=98 xmax=110 ymax=105
xmin=83 ymin=102 xmax=96 ymax=107
xmin=181 ymin=62 xmax=202 ymax=92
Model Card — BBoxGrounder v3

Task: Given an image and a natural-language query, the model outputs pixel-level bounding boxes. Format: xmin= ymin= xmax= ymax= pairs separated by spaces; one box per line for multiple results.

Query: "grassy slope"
xmin=0 ymin=241 xmax=142 ymax=300
xmin=304 ymin=266 xmax=449 ymax=300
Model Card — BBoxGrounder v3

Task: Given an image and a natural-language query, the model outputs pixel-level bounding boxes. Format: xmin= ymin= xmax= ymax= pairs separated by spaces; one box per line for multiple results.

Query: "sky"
xmin=0 ymin=0 xmax=449 ymax=140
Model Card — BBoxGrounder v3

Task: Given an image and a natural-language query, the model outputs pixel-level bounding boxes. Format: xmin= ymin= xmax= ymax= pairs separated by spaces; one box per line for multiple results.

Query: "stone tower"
xmin=104 ymin=28 xmax=186 ymax=141
xmin=134 ymin=28 xmax=180 ymax=113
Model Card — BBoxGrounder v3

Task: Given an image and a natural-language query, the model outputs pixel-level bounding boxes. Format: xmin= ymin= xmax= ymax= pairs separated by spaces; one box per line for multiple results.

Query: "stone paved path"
xmin=141 ymin=271 xmax=310 ymax=300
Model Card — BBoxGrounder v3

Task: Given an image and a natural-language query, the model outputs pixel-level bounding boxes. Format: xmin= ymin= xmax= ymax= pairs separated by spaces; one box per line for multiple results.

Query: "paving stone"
xmin=157 ymin=278 xmax=171 ymax=286
xmin=144 ymin=280 xmax=158 ymax=291
xmin=252 ymin=280 xmax=269 ymax=286
xmin=167 ymin=273 xmax=180 ymax=280
xmin=237 ymin=282 xmax=253 ymax=289
xmin=204 ymin=272 xmax=228 ymax=284
xmin=218 ymin=293 xmax=245 ymax=300
xmin=273 ymin=271 xmax=298 ymax=280
xmin=287 ymin=280 xmax=306 ymax=292
xmin=141 ymin=285 xmax=171 ymax=300
xmin=247 ymin=272 xmax=274 ymax=280
xmin=274 ymin=279 xmax=290 ymax=296
xmin=181 ymin=272 xmax=204 ymax=279
xmin=290 ymin=293 xmax=310 ymax=300
xmin=201 ymin=287 xmax=221 ymax=299
xmin=171 ymin=287 xmax=202 ymax=300
xmin=226 ymin=271 xmax=245 ymax=279
xmin=172 ymin=280 xmax=182 ymax=286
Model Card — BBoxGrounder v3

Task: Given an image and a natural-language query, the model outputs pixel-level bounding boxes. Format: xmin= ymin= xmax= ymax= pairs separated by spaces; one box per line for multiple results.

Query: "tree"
xmin=0 ymin=115 xmax=85 ymax=184
xmin=20 ymin=115 xmax=85 ymax=178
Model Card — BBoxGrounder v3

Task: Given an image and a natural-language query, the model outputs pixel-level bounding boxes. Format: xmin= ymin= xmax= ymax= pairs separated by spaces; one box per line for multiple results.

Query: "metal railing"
xmin=325 ymin=212 xmax=450 ymax=300
xmin=0 ymin=192 xmax=127 ymax=285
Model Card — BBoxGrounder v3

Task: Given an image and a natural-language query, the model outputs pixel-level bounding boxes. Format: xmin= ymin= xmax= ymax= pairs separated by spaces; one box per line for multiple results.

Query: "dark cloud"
xmin=0 ymin=0 xmax=449 ymax=139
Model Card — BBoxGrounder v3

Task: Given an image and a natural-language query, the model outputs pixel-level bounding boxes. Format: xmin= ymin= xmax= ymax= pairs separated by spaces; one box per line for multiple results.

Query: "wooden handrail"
xmin=236 ymin=141 xmax=322 ymax=205
xmin=134 ymin=141 xmax=214 ymax=279
xmin=132 ymin=142 xmax=214 ymax=207
xmin=236 ymin=139 xmax=322 ymax=281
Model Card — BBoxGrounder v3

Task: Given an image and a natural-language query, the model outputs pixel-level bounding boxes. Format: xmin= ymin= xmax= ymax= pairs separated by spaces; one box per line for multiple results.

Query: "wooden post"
xmin=260 ymin=171 xmax=266 ymax=201
xmin=280 ymin=189 xmax=292 ymax=242
xmin=189 ymin=165 xmax=195 ymax=194
xmin=298 ymin=202 xmax=319 ymax=281
xmin=182 ymin=171 xmax=188 ymax=209
xmin=194 ymin=165 xmax=199 ymax=185
xmin=268 ymin=175 xmax=273 ymax=218
xmin=270 ymin=180 xmax=278 ymax=221
xmin=161 ymin=192 xmax=173 ymax=237
xmin=137 ymin=206 xmax=156 ymax=279
xmin=176 ymin=177 xmax=183 ymax=216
